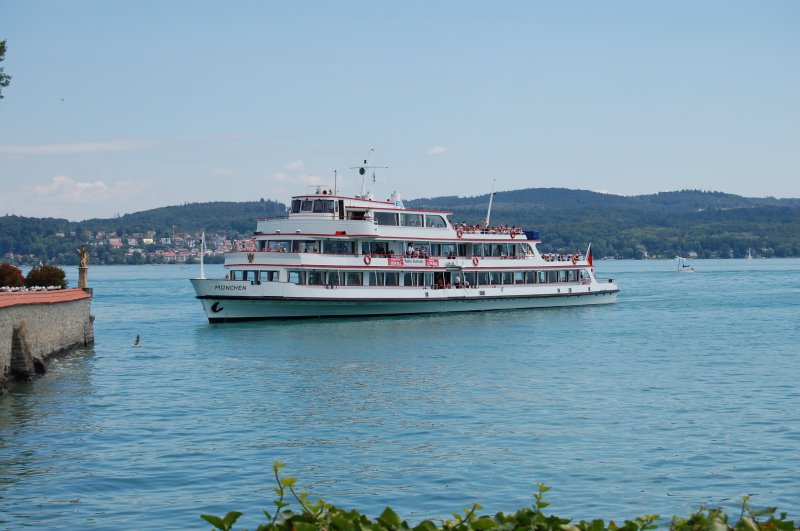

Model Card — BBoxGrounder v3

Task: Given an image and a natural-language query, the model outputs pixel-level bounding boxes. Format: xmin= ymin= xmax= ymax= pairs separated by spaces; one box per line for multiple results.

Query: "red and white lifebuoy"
xmin=457 ymin=229 xmax=464 ymax=239
xmin=510 ymin=231 xmax=516 ymax=239
xmin=363 ymin=255 xmax=372 ymax=265
xmin=572 ymin=254 xmax=578 ymax=265
xmin=472 ymin=256 xmax=479 ymax=266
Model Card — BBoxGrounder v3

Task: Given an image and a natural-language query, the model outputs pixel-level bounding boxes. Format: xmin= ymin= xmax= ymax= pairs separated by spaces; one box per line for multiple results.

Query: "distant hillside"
xmin=406 ymin=189 xmax=800 ymax=258
xmin=79 ymin=199 xmax=287 ymax=234
xmin=2 ymin=189 xmax=799 ymax=263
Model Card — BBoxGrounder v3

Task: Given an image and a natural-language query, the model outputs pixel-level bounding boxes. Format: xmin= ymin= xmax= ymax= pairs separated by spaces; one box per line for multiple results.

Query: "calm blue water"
xmin=1 ymin=260 xmax=799 ymax=529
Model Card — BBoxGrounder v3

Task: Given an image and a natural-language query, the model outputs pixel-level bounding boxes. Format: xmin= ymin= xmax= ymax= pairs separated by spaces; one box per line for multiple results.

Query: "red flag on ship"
xmin=587 ymin=243 xmax=593 ymax=267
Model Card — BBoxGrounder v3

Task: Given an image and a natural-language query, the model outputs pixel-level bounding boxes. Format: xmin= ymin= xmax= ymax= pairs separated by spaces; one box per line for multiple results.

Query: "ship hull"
xmin=191 ymin=279 xmax=618 ymax=322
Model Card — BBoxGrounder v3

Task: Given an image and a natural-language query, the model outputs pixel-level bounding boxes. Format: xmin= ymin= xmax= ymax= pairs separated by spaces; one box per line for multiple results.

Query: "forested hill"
xmin=406 ymin=189 xmax=800 ymax=258
xmin=1 ymin=190 xmax=799 ymax=262
xmin=81 ymin=199 xmax=287 ymax=234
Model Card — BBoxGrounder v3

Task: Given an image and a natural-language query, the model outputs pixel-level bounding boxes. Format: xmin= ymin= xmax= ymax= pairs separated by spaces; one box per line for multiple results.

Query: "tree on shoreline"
xmin=0 ymin=40 xmax=11 ymax=99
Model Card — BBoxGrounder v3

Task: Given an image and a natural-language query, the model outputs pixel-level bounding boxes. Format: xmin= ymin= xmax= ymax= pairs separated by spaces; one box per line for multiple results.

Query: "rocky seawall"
xmin=0 ymin=289 xmax=94 ymax=391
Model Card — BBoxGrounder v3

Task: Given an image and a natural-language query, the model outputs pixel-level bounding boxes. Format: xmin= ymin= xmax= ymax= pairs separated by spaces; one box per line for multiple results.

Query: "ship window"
xmin=345 ymin=272 xmax=363 ymax=286
xmin=259 ymin=270 xmax=278 ymax=283
xmin=291 ymin=199 xmax=302 ymax=213
xmin=472 ymin=244 xmax=483 ymax=257
xmin=268 ymin=240 xmax=290 ymax=252
xmin=368 ymin=272 xmax=385 ymax=286
xmin=464 ymin=272 xmax=476 ymax=287
xmin=558 ymin=270 xmax=567 ymax=282
xmin=548 ymin=270 xmax=559 ymax=283
xmin=478 ymin=272 xmax=489 ymax=285
xmin=363 ymin=242 xmax=389 ymax=255
xmin=402 ymin=272 xmax=413 ymax=286
xmin=374 ymin=212 xmax=398 ymax=226
xmin=526 ymin=271 xmax=536 ymax=284
xmin=538 ymin=271 xmax=547 ymax=283
xmin=424 ymin=272 xmax=435 ymax=286
xmin=313 ymin=199 xmax=334 ymax=213
xmin=490 ymin=271 xmax=501 ymax=284
xmin=384 ymin=272 xmax=399 ymax=286
xmin=442 ymin=243 xmax=457 ymax=257
xmin=425 ymin=215 xmax=446 ymax=228
xmin=301 ymin=200 xmax=313 ymax=212
xmin=401 ymin=213 xmax=423 ymax=227
xmin=513 ymin=272 xmax=524 ymax=284
xmin=230 ymin=270 xmax=244 ymax=281
xmin=324 ymin=240 xmax=354 ymax=254
xmin=307 ymin=271 xmax=324 ymax=285
xmin=502 ymin=272 xmax=514 ymax=284
xmin=326 ymin=271 xmax=341 ymax=286
xmin=288 ymin=271 xmax=305 ymax=284
xmin=293 ymin=240 xmax=319 ymax=253
xmin=568 ymin=270 xmax=577 ymax=282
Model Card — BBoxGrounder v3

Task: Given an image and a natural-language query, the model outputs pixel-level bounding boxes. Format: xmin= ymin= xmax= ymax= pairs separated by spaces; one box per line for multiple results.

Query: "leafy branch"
xmin=201 ymin=461 xmax=798 ymax=531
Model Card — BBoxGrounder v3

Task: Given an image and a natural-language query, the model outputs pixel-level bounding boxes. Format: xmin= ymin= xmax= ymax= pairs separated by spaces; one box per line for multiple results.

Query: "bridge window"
xmin=374 ymin=212 xmax=398 ymax=226
xmin=425 ymin=215 xmax=446 ymax=228
xmin=401 ymin=213 xmax=423 ymax=227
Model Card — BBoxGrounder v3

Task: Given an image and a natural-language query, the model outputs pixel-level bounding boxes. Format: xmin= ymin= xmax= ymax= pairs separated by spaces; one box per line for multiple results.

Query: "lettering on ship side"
xmin=214 ymin=284 xmax=247 ymax=291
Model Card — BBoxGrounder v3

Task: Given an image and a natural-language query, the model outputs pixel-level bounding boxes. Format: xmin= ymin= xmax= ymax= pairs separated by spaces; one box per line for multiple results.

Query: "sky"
xmin=1 ymin=1 xmax=798 ymax=221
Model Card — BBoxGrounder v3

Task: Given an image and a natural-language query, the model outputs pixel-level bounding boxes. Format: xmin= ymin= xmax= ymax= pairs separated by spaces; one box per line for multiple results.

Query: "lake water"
xmin=1 ymin=260 xmax=799 ymax=529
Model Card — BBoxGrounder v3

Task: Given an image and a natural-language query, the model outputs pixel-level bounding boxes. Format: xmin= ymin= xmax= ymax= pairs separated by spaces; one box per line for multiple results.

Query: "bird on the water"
xmin=132 ymin=334 xmax=140 ymax=348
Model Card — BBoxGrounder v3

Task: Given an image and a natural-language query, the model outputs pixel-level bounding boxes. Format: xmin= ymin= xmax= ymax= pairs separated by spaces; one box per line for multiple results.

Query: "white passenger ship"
xmin=191 ymin=165 xmax=619 ymax=322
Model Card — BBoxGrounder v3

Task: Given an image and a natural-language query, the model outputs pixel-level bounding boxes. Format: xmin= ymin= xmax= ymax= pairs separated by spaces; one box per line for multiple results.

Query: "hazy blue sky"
xmin=1 ymin=1 xmax=798 ymax=221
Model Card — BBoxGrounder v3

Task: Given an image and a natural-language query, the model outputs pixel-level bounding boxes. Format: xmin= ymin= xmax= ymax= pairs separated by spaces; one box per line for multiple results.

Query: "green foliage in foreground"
xmin=201 ymin=462 xmax=797 ymax=531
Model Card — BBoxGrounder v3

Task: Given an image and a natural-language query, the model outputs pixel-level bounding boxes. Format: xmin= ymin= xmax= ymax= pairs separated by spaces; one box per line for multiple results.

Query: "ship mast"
xmin=484 ymin=178 xmax=496 ymax=228
xmin=350 ymin=148 xmax=387 ymax=198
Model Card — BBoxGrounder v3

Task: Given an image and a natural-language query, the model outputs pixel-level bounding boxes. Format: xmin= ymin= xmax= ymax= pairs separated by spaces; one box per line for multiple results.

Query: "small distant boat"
xmin=746 ymin=248 xmax=754 ymax=260
xmin=677 ymin=256 xmax=695 ymax=273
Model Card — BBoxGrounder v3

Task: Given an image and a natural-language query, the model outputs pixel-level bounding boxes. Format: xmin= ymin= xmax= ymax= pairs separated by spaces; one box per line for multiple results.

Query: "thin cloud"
xmin=34 ymin=175 xmax=110 ymax=201
xmin=0 ymin=139 xmax=154 ymax=155
xmin=427 ymin=146 xmax=447 ymax=155
xmin=31 ymin=175 xmax=152 ymax=206
xmin=0 ymin=174 xmax=154 ymax=220
xmin=285 ymin=160 xmax=306 ymax=171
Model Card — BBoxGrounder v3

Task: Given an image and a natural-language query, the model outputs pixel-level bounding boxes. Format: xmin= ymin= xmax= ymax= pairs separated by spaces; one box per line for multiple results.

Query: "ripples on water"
xmin=1 ymin=260 xmax=799 ymax=528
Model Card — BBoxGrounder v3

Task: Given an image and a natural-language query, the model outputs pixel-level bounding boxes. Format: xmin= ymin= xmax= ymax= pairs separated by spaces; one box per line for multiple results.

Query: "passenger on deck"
xmin=406 ymin=243 xmax=415 ymax=256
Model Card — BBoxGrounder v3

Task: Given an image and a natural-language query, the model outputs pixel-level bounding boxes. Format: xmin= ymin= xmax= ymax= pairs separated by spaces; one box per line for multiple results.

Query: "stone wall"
xmin=0 ymin=289 xmax=94 ymax=391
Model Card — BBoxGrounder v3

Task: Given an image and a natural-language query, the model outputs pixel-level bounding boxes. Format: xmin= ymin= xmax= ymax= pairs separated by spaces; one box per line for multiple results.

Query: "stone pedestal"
xmin=78 ymin=267 xmax=88 ymax=289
